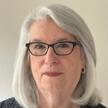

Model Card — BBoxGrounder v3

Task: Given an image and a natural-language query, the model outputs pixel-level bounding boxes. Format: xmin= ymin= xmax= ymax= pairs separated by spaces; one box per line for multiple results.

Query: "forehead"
xmin=28 ymin=19 xmax=76 ymax=42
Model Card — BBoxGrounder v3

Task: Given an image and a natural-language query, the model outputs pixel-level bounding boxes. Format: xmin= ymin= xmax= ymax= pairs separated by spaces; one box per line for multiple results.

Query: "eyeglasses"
xmin=25 ymin=41 xmax=81 ymax=56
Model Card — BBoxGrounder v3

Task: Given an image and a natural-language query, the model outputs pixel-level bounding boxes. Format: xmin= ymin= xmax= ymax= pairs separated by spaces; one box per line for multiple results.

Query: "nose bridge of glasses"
xmin=48 ymin=43 xmax=55 ymax=48
xmin=46 ymin=43 xmax=56 ymax=55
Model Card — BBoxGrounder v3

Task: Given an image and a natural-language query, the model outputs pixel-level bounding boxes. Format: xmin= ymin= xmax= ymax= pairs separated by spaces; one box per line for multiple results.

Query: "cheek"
xmin=63 ymin=54 xmax=82 ymax=75
xmin=65 ymin=69 xmax=81 ymax=95
xmin=66 ymin=64 xmax=81 ymax=86
xmin=30 ymin=56 xmax=42 ymax=83
xmin=62 ymin=54 xmax=82 ymax=92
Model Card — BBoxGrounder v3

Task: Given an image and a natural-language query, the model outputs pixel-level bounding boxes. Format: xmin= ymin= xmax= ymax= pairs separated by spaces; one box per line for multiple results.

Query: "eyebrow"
xmin=30 ymin=37 xmax=75 ymax=43
xmin=30 ymin=39 xmax=42 ymax=42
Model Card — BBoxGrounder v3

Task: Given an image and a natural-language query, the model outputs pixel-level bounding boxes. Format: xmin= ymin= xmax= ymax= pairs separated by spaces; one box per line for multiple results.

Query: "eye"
xmin=56 ymin=42 xmax=71 ymax=48
xmin=32 ymin=43 xmax=46 ymax=49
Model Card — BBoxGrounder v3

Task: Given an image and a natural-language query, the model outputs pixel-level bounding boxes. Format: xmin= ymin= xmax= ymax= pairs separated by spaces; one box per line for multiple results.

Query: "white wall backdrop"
xmin=0 ymin=0 xmax=108 ymax=106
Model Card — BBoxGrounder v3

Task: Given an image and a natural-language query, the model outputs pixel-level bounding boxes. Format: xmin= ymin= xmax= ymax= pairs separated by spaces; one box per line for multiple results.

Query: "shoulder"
xmin=0 ymin=97 xmax=22 ymax=108
xmin=81 ymin=104 xmax=107 ymax=108
xmin=95 ymin=104 xmax=107 ymax=108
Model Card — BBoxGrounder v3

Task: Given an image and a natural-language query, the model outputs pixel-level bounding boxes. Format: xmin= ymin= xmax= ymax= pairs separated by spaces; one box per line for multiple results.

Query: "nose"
xmin=44 ymin=47 xmax=59 ymax=65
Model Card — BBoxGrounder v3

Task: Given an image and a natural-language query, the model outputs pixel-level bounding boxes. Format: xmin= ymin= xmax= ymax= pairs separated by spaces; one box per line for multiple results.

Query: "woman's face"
xmin=28 ymin=19 xmax=85 ymax=99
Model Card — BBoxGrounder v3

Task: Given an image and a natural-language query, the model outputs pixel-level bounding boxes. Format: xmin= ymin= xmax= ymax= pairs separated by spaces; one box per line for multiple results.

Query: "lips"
xmin=42 ymin=72 xmax=63 ymax=77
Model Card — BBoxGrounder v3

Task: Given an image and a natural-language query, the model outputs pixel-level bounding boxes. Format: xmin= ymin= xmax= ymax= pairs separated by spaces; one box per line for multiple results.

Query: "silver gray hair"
xmin=12 ymin=4 xmax=101 ymax=108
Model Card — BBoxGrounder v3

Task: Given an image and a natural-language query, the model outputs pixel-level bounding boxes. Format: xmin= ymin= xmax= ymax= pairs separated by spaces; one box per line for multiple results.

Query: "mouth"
xmin=42 ymin=72 xmax=63 ymax=77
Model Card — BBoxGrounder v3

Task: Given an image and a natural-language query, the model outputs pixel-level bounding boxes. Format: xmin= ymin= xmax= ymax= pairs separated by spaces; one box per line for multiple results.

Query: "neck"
xmin=37 ymin=93 xmax=80 ymax=108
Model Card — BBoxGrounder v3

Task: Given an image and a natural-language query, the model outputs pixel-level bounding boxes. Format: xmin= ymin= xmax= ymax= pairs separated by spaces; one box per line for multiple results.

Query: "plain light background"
xmin=0 ymin=0 xmax=108 ymax=106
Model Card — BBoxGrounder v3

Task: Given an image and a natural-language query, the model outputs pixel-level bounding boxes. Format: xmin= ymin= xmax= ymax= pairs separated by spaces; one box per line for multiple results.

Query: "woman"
xmin=0 ymin=4 xmax=106 ymax=108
